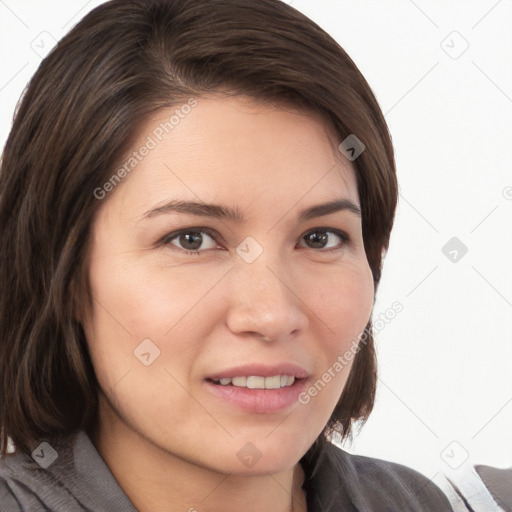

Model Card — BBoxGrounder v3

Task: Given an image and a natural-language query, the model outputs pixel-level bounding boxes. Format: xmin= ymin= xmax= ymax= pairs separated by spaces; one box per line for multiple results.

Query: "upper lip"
xmin=206 ymin=363 xmax=310 ymax=381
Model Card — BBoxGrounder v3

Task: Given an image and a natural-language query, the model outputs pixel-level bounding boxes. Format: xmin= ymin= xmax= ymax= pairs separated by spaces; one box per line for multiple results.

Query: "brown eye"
xmin=300 ymin=229 xmax=349 ymax=250
xmin=163 ymin=228 xmax=219 ymax=254
xmin=176 ymin=232 xmax=203 ymax=251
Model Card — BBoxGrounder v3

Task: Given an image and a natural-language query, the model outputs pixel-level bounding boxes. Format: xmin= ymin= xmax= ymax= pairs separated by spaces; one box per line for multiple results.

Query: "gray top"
xmin=0 ymin=430 xmax=453 ymax=511
xmin=0 ymin=431 xmax=135 ymax=511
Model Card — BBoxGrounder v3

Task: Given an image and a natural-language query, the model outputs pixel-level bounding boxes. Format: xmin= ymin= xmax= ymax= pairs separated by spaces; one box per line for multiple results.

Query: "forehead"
xmin=101 ymin=95 xmax=359 ymax=220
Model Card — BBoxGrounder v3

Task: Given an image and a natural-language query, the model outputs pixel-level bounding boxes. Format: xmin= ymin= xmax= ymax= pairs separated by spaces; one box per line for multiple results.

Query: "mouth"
xmin=203 ymin=364 xmax=310 ymax=413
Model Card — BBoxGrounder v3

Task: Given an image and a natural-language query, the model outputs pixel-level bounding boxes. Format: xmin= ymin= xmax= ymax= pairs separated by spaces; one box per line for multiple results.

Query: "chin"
xmin=182 ymin=435 xmax=311 ymax=476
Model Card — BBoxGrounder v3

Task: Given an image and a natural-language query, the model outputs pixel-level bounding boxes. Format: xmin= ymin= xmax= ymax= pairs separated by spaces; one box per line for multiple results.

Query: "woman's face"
xmin=82 ymin=95 xmax=374 ymax=474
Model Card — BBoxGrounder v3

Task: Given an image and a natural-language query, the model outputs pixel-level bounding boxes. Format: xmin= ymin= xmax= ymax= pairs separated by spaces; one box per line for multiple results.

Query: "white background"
xmin=1 ymin=0 xmax=511 ymax=505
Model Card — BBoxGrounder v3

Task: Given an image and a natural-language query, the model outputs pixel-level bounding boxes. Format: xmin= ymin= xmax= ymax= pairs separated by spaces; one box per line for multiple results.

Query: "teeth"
xmin=264 ymin=376 xmax=281 ymax=389
xmin=246 ymin=376 xmax=265 ymax=389
xmin=214 ymin=375 xmax=296 ymax=389
xmin=232 ymin=376 xmax=247 ymax=387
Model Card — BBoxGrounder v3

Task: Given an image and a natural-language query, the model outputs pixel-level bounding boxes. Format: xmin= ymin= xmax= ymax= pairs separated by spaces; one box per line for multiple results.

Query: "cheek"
xmin=83 ymin=252 xmax=228 ymax=391
xmin=302 ymin=261 xmax=374 ymax=392
xmin=292 ymin=260 xmax=374 ymax=416
xmin=92 ymin=253 xmax=231 ymax=333
xmin=306 ymin=260 xmax=374 ymax=347
xmin=82 ymin=256 xmax=206 ymax=437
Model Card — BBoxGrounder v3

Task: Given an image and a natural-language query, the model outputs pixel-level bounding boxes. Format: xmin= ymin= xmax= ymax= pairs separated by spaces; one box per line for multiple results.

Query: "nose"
xmin=225 ymin=251 xmax=309 ymax=343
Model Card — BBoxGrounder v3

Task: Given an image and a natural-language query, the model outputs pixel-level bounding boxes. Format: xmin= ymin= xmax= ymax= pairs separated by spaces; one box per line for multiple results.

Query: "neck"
xmin=89 ymin=401 xmax=308 ymax=512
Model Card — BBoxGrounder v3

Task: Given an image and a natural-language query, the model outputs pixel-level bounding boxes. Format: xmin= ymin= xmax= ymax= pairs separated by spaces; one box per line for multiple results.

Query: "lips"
xmin=203 ymin=363 xmax=310 ymax=413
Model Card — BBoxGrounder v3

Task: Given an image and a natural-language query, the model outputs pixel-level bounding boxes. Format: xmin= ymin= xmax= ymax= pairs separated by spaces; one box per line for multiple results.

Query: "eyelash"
xmin=160 ymin=226 xmax=350 ymax=256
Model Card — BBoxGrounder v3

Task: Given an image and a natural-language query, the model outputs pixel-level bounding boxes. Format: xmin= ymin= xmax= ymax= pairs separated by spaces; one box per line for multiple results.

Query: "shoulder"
xmin=0 ymin=448 xmax=55 ymax=511
xmin=0 ymin=430 xmax=137 ymax=512
xmin=0 ymin=432 xmax=87 ymax=511
xmin=306 ymin=441 xmax=453 ymax=511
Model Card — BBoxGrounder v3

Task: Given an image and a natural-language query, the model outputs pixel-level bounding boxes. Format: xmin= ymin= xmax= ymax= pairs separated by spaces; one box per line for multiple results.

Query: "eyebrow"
xmin=140 ymin=198 xmax=361 ymax=222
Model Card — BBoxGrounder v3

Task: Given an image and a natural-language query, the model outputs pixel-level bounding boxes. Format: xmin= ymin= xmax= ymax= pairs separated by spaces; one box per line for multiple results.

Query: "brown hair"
xmin=0 ymin=0 xmax=397 ymax=458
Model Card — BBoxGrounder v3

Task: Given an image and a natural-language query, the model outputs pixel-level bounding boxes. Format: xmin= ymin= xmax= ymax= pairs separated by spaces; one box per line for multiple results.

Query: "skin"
xmin=81 ymin=95 xmax=375 ymax=512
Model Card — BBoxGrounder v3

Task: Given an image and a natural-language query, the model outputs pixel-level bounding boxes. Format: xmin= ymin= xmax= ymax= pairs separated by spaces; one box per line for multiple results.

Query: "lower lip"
xmin=204 ymin=378 xmax=309 ymax=414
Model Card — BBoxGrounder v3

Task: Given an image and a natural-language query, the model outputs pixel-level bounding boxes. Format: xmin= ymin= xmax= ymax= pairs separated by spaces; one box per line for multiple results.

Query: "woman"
xmin=0 ymin=0 xmax=453 ymax=510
